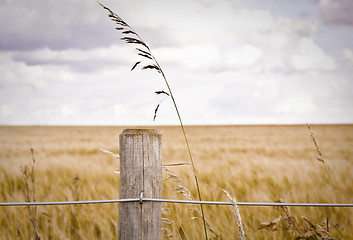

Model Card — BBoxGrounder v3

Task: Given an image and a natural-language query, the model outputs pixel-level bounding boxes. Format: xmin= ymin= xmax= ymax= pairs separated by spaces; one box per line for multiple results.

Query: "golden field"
xmin=0 ymin=125 xmax=352 ymax=239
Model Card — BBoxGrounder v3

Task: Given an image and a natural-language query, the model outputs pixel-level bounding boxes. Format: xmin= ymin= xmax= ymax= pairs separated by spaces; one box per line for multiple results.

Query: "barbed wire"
xmin=1 ymin=198 xmax=353 ymax=207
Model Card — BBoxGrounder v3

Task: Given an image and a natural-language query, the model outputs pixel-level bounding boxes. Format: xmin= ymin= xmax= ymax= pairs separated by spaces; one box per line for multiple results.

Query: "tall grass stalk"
xmin=223 ymin=189 xmax=245 ymax=240
xmin=21 ymin=148 xmax=40 ymax=240
xmin=306 ymin=124 xmax=337 ymax=201
xmin=99 ymin=3 xmax=208 ymax=239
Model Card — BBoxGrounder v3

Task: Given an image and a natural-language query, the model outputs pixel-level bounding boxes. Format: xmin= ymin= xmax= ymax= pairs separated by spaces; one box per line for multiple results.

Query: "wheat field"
xmin=0 ymin=125 xmax=352 ymax=239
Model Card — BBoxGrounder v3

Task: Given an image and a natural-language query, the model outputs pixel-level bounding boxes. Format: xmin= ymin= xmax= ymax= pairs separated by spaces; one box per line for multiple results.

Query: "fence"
xmin=1 ymin=129 xmax=352 ymax=239
xmin=2 ymin=199 xmax=353 ymax=207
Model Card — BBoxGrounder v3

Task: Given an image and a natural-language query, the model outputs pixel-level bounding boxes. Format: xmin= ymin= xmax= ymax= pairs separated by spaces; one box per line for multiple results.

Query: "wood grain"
xmin=119 ymin=129 xmax=162 ymax=240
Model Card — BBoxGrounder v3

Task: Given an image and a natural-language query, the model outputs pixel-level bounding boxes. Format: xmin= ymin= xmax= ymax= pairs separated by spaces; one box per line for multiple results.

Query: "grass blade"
xmin=131 ymin=61 xmax=141 ymax=71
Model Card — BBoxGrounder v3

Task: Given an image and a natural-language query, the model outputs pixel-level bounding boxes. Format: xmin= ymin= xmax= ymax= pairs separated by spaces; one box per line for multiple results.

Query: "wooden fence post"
xmin=119 ymin=129 xmax=162 ymax=240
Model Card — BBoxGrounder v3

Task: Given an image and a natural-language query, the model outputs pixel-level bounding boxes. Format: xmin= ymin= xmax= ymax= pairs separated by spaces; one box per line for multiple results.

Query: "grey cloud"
xmin=137 ymin=26 xmax=181 ymax=48
xmin=319 ymin=0 xmax=353 ymax=27
xmin=0 ymin=0 xmax=120 ymax=51
xmin=11 ymin=53 xmax=129 ymax=73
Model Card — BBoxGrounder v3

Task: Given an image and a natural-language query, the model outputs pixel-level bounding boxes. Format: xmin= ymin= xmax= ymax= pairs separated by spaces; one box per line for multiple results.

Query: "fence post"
xmin=119 ymin=129 xmax=162 ymax=240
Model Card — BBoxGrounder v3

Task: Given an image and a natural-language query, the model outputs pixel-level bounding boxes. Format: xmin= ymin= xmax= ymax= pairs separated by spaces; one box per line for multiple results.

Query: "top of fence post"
xmin=120 ymin=128 xmax=160 ymax=136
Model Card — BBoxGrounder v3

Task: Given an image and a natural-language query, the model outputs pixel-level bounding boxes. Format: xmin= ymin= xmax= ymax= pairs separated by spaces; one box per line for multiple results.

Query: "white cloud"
xmin=290 ymin=37 xmax=336 ymax=71
xmin=342 ymin=49 xmax=353 ymax=64
xmin=268 ymin=33 xmax=289 ymax=49
xmin=226 ymin=44 xmax=263 ymax=68
xmin=61 ymin=104 xmax=75 ymax=117
xmin=0 ymin=104 xmax=14 ymax=117
xmin=125 ymin=1 xmax=317 ymax=51
xmin=155 ymin=44 xmax=221 ymax=70
xmin=13 ymin=45 xmax=134 ymax=67
xmin=275 ymin=93 xmax=317 ymax=115
xmin=231 ymin=9 xmax=317 ymax=40
xmin=113 ymin=104 xmax=127 ymax=117
xmin=0 ymin=52 xmax=46 ymax=88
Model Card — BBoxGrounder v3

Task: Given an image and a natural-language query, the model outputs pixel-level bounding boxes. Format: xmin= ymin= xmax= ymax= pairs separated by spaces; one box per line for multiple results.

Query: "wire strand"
xmin=1 ymin=198 xmax=353 ymax=207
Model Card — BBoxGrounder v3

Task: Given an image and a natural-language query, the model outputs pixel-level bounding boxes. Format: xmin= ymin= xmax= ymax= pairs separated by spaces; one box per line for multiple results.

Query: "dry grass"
xmin=0 ymin=125 xmax=352 ymax=239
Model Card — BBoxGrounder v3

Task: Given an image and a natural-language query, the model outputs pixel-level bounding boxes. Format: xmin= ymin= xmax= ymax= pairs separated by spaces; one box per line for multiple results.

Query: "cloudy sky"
xmin=1 ymin=0 xmax=352 ymax=125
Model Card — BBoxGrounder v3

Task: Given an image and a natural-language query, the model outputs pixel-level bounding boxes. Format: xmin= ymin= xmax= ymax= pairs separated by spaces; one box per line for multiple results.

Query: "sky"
xmin=0 ymin=0 xmax=353 ymax=125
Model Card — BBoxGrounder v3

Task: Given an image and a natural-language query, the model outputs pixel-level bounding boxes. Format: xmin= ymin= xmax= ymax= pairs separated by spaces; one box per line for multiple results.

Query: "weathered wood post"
xmin=119 ymin=129 xmax=162 ymax=240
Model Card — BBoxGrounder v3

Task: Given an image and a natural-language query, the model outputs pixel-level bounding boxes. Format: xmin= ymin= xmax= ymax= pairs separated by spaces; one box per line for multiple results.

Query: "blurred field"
xmin=0 ymin=125 xmax=352 ymax=239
